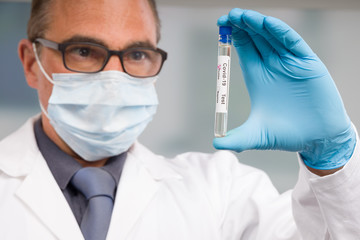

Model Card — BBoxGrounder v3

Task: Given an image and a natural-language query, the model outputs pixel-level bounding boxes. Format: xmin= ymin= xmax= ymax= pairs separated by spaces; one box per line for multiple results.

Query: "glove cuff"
xmin=300 ymin=124 xmax=356 ymax=170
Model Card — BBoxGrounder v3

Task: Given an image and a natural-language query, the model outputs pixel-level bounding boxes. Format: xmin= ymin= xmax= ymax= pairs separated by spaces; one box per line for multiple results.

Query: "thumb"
xmin=213 ymin=120 xmax=261 ymax=152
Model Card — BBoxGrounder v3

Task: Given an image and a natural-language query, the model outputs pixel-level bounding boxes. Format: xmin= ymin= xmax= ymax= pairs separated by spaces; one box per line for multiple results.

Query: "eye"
xmin=77 ymin=47 xmax=91 ymax=57
xmin=127 ymin=50 xmax=147 ymax=61
xmin=68 ymin=46 xmax=92 ymax=58
xmin=66 ymin=44 xmax=106 ymax=60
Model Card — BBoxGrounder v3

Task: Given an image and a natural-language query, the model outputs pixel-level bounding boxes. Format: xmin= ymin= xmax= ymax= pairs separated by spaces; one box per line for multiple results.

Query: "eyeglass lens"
xmin=64 ymin=43 xmax=163 ymax=77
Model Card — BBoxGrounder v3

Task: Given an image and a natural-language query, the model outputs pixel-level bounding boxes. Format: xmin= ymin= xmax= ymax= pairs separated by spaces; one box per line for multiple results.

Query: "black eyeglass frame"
xmin=34 ymin=38 xmax=168 ymax=77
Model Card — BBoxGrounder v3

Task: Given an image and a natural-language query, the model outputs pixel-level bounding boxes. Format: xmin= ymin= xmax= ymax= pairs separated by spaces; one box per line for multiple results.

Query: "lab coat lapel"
xmin=106 ymin=150 xmax=160 ymax=240
xmin=16 ymin=153 xmax=83 ymax=240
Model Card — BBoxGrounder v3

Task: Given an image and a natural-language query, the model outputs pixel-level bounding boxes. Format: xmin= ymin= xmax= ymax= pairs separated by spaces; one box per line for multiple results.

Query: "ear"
xmin=18 ymin=39 xmax=39 ymax=89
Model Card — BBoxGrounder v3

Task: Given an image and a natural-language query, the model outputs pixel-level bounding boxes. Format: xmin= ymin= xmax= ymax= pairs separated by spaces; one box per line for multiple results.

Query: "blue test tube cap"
xmin=219 ymin=26 xmax=232 ymax=44
xmin=219 ymin=26 xmax=232 ymax=35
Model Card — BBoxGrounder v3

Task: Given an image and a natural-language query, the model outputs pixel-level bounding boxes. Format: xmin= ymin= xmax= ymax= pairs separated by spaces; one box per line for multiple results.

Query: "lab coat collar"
xmin=0 ymin=116 xmax=83 ymax=239
xmin=15 ymin=150 xmax=83 ymax=240
xmin=106 ymin=142 xmax=183 ymax=240
xmin=0 ymin=115 xmax=183 ymax=240
xmin=0 ymin=115 xmax=40 ymax=177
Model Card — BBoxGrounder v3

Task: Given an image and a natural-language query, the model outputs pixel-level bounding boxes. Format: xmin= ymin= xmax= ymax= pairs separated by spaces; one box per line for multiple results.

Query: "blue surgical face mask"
xmin=33 ymin=44 xmax=158 ymax=161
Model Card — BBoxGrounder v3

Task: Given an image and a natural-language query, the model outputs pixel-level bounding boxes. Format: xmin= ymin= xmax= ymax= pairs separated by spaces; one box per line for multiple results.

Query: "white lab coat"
xmin=1 ymin=116 xmax=360 ymax=240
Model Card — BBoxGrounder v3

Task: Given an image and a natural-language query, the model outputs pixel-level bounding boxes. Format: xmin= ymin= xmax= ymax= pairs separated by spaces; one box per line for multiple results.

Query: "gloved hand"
xmin=213 ymin=9 xmax=356 ymax=170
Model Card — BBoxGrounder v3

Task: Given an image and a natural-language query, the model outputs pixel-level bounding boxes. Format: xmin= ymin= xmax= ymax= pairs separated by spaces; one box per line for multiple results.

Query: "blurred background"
xmin=1 ymin=0 xmax=360 ymax=192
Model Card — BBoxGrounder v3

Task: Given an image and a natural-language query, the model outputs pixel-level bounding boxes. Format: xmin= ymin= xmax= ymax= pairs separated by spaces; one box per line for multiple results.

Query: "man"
xmin=0 ymin=0 xmax=359 ymax=239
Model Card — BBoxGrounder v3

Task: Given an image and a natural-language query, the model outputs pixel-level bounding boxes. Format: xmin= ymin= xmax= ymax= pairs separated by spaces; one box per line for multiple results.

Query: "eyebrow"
xmin=61 ymin=35 xmax=157 ymax=50
xmin=62 ymin=35 xmax=107 ymax=46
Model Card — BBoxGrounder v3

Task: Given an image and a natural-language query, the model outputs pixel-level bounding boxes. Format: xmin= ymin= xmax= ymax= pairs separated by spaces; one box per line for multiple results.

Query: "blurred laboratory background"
xmin=1 ymin=0 xmax=360 ymax=192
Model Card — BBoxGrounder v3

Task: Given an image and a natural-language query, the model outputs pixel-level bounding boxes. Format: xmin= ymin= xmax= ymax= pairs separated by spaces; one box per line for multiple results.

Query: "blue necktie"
xmin=71 ymin=167 xmax=116 ymax=240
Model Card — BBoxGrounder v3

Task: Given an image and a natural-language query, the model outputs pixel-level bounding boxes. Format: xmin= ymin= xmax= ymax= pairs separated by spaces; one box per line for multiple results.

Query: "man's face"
xmin=20 ymin=0 xmax=158 ymax=163
xmin=37 ymin=0 xmax=158 ymax=110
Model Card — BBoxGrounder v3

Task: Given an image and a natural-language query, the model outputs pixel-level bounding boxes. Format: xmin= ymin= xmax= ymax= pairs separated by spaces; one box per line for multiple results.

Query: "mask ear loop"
xmin=39 ymin=99 xmax=51 ymax=119
xmin=32 ymin=42 xmax=56 ymax=85
xmin=32 ymin=42 xmax=52 ymax=118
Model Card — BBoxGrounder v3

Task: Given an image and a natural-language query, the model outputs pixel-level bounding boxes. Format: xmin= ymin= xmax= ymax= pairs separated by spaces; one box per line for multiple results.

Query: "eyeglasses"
xmin=34 ymin=38 xmax=167 ymax=78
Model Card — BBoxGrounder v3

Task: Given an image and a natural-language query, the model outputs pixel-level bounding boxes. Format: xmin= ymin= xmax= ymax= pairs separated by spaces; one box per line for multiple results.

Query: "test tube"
xmin=215 ymin=26 xmax=232 ymax=138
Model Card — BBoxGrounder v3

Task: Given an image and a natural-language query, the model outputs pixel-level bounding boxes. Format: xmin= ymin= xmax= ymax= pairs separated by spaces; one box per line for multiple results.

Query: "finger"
xmin=217 ymin=15 xmax=232 ymax=27
xmin=241 ymin=10 xmax=276 ymax=59
xmin=222 ymin=9 xmax=262 ymax=67
xmin=218 ymin=14 xmax=253 ymax=48
xmin=240 ymin=10 xmax=289 ymax=57
xmin=264 ymin=16 xmax=314 ymax=57
xmin=213 ymin=120 xmax=261 ymax=152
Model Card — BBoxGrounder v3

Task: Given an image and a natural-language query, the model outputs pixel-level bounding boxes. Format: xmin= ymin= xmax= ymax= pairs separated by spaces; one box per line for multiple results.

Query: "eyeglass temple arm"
xmin=35 ymin=38 xmax=59 ymax=51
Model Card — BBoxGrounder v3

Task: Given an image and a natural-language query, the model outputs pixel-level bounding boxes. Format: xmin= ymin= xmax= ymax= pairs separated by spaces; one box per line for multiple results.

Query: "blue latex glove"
xmin=213 ymin=9 xmax=356 ymax=170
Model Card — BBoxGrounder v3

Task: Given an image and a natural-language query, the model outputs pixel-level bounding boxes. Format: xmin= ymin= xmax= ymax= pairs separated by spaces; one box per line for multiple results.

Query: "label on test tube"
xmin=216 ymin=55 xmax=230 ymax=113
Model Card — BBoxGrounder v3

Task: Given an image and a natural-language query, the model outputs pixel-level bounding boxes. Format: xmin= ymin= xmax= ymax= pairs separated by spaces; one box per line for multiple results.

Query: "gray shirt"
xmin=34 ymin=118 xmax=127 ymax=225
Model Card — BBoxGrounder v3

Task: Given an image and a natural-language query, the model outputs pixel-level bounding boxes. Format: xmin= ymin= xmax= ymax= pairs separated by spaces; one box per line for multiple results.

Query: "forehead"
xmin=46 ymin=0 xmax=157 ymax=48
